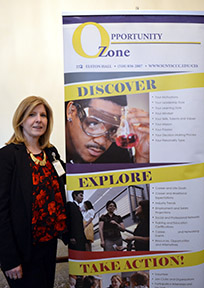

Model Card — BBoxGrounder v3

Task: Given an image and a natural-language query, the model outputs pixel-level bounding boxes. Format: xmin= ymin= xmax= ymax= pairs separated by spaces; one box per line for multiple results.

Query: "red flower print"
xmin=32 ymin=210 xmax=39 ymax=224
xmin=36 ymin=190 xmax=46 ymax=207
xmin=36 ymin=226 xmax=46 ymax=236
xmin=40 ymin=175 xmax=45 ymax=183
xmin=30 ymin=157 xmax=67 ymax=243
xmin=39 ymin=211 xmax=48 ymax=221
xmin=33 ymin=173 xmax=40 ymax=185
xmin=55 ymin=192 xmax=63 ymax=203
xmin=48 ymin=201 xmax=56 ymax=215
xmin=52 ymin=179 xmax=59 ymax=189
xmin=39 ymin=233 xmax=53 ymax=242
xmin=57 ymin=213 xmax=67 ymax=221
xmin=42 ymin=166 xmax=51 ymax=177
xmin=55 ymin=221 xmax=66 ymax=231
xmin=46 ymin=217 xmax=55 ymax=226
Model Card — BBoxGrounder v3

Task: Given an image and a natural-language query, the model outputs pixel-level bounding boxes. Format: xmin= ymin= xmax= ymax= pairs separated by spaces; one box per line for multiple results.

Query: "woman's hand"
xmin=5 ymin=265 xmax=23 ymax=280
xmin=110 ymin=220 xmax=125 ymax=231
xmin=110 ymin=220 xmax=118 ymax=226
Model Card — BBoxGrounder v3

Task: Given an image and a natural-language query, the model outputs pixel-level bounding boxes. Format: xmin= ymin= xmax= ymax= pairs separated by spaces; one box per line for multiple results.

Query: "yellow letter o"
xmin=72 ymin=22 xmax=110 ymax=58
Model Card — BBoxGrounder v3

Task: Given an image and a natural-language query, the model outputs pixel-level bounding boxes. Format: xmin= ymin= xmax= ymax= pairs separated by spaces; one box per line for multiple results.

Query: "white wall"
xmin=0 ymin=0 xmax=204 ymax=159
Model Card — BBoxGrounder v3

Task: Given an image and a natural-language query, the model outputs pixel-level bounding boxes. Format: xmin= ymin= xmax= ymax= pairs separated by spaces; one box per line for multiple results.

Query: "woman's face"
xmin=107 ymin=203 xmax=116 ymax=213
xmin=111 ymin=277 xmax=121 ymax=288
xmin=22 ymin=104 xmax=48 ymax=143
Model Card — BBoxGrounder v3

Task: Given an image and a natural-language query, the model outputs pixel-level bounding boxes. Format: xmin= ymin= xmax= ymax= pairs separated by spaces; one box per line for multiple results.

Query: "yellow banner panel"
xmin=66 ymin=163 xmax=204 ymax=190
xmin=64 ymin=73 xmax=204 ymax=101
xmin=69 ymin=250 xmax=204 ymax=275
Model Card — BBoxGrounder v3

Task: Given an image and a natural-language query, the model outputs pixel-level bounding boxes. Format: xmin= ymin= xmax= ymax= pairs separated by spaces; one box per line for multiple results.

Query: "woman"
xmin=125 ymin=200 xmax=149 ymax=251
xmin=99 ymin=200 xmax=125 ymax=251
xmin=108 ymin=275 xmax=123 ymax=288
xmin=0 ymin=96 xmax=68 ymax=288
xmin=82 ymin=200 xmax=95 ymax=251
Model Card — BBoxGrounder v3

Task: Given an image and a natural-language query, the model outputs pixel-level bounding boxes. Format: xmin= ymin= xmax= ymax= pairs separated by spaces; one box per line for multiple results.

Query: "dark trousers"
xmin=4 ymin=238 xmax=57 ymax=288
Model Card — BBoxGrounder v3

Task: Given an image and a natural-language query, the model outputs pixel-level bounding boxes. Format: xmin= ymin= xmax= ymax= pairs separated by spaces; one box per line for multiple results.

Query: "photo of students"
xmin=65 ymin=94 xmax=149 ymax=164
xmin=82 ymin=200 xmax=95 ymax=251
xmin=99 ymin=200 xmax=125 ymax=251
xmin=66 ymin=184 xmax=149 ymax=253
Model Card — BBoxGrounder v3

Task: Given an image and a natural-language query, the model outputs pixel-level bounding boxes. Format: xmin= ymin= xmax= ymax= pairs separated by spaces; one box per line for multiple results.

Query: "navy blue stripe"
xmin=66 ymin=162 xmax=185 ymax=174
xmin=63 ymin=14 xmax=204 ymax=25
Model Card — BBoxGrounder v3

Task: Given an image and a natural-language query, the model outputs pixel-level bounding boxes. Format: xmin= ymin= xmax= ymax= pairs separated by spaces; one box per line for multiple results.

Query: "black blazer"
xmin=66 ymin=201 xmax=87 ymax=251
xmin=0 ymin=143 xmax=67 ymax=271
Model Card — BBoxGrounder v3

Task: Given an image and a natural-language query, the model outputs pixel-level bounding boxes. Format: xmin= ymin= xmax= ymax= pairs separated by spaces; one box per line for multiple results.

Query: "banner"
xmin=63 ymin=12 xmax=204 ymax=288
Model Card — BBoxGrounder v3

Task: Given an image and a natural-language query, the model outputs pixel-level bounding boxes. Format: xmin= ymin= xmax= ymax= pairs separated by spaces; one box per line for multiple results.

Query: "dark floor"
xmin=0 ymin=240 xmax=69 ymax=288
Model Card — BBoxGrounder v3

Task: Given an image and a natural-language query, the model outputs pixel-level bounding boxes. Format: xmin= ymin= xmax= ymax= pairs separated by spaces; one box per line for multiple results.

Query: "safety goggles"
xmin=74 ymin=102 xmax=121 ymax=141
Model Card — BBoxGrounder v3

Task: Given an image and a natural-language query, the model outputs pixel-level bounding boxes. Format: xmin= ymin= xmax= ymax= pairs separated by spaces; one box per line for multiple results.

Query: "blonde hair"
xmin=7 ymin=96 xmax=53 ymax=149
xmin=111 ymin=275 xmax=122 ymax=284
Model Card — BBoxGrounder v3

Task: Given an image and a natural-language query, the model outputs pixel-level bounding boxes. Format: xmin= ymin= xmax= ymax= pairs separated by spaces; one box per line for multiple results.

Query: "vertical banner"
xmin=63 ymin=12 xmax=204 ymax=288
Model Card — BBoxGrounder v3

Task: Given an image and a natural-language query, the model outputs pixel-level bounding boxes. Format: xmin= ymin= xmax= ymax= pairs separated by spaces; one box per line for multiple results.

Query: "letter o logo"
xmin=72 ymin=22 xmax=110 ymax=58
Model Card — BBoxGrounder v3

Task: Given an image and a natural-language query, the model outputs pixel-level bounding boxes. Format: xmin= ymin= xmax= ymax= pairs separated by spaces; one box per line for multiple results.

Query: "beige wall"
xmin=0 ymin=0 xmax=203 ymax=159
xmin=61 ymin=0 xmax=204 ymax=11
